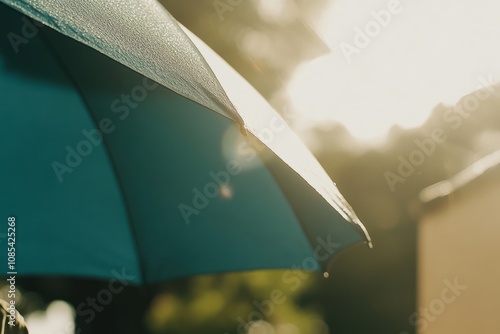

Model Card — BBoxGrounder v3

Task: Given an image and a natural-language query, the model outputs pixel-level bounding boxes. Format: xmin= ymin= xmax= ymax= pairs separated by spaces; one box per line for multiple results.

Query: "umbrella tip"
xmin=323 ymin=272 xmax=330 ymax=279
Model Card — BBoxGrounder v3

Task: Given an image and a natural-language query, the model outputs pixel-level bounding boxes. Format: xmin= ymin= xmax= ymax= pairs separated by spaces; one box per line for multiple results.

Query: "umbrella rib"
xmin=254 ymin=140 xmax=370 ymax=272
xmin=38 ymin=30 xmax=146 ymax=285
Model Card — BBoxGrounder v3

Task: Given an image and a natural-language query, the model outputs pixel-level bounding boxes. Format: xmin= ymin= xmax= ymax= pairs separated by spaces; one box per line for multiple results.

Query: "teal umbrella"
xmin=0 ymin=2 xmax=370 ymax=284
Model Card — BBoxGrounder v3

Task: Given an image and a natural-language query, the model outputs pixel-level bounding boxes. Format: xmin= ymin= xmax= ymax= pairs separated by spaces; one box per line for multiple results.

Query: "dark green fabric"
xmin=0 ymin=8 xmax=140 ymax=280
xmin=0 ymin=5 xmax=364 ymax=284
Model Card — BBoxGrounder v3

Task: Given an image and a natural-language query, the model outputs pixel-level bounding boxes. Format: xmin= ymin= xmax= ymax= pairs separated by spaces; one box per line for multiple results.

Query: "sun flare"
xmin=287 ymin=0 xmax=500 ymax=142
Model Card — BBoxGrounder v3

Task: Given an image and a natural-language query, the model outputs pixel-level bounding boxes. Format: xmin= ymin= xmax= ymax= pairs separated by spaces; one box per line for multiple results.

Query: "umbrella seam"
xmin=38 ymin=29 xmax=146 ymax=285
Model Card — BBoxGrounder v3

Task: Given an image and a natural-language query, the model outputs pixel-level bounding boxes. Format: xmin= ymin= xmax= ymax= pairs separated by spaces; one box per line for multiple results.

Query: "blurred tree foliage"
xmin=146 ymin=271 xmax=323 ymax=334
xmin=161 ymin=0 xmax=328 ymax=99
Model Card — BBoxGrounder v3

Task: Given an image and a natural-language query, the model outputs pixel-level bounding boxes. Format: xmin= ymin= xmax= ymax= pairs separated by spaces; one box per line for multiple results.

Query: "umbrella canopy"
xmin=0 ymin=2 xmax=370 ymax=284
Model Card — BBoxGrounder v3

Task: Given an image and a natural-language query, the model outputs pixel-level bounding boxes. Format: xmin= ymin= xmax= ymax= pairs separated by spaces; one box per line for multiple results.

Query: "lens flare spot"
xmin=220 ymin=184 xmax=233 ymax=199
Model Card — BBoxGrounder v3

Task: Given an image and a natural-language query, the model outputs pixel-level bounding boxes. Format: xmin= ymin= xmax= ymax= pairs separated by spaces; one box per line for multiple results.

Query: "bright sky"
xmin=287 ymin=0 xmax=500 ymax=142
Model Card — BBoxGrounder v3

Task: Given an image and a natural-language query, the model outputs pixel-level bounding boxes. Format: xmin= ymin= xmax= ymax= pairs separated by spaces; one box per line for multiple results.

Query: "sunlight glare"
xmin=287 ymin=0 xmax=500 ymax=141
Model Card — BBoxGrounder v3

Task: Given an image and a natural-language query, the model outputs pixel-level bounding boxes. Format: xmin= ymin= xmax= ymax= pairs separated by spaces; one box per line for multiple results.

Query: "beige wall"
xmin=419 ymin=178 xmax=500 ymax=333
